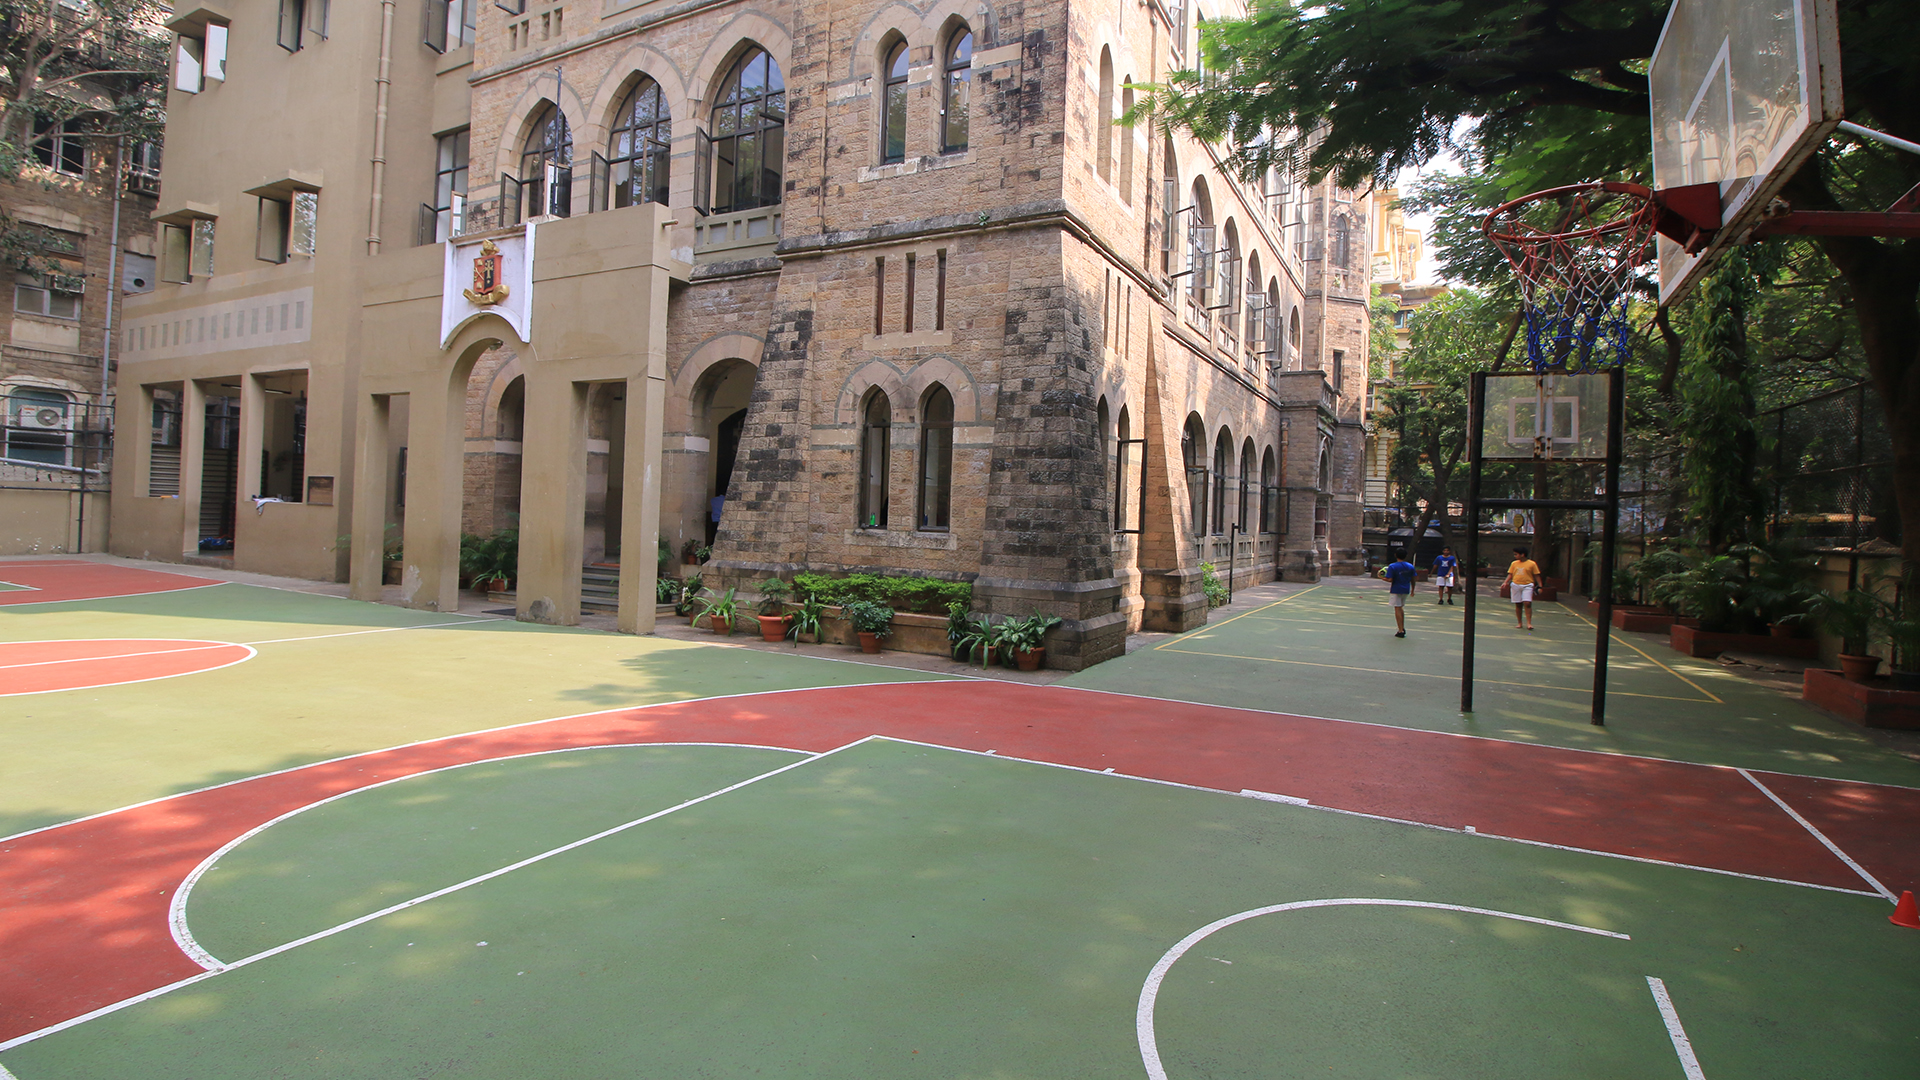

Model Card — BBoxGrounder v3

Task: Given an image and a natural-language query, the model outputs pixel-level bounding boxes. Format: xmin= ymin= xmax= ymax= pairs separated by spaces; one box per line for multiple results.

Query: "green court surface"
xmin=1067 ymin=583 xmax=1920 ymax=786
xmin=6 ymin=739 xmax=1911 ymax=1079
xmin=0 ymin=582 xmax=940 ymax=837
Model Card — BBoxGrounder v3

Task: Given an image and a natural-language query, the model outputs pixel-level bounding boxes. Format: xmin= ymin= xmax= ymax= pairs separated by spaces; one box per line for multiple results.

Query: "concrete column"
xmin=348 ymin=393 xmax=391 ymax=602
xmin=619 ymin=369 xmax=665 ymax=633
xmin=177 ymin=378 xmax=207 ymax=557
xmin=400 ymin=372 xmax=466 ymax=612
xmin=118 ymin=381 xmax=153 ymax=507
xmin=516 ymin=375 xmax=587 ymax=624
xmin=237 ymin=373 xmax=267 ymax=501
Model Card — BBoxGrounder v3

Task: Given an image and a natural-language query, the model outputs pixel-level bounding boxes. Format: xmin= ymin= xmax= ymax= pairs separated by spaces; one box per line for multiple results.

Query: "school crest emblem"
xmin=462 ymin=239 xmax=510 ymax=306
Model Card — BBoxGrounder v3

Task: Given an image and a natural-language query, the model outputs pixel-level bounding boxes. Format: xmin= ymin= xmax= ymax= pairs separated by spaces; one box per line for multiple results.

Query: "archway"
xmin=686 ymin=357 xmax=757 ymax=549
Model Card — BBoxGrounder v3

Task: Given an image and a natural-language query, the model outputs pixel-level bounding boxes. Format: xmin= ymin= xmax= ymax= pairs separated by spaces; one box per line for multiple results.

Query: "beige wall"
xmin=0 ymin=488 xmax=109 ymax=556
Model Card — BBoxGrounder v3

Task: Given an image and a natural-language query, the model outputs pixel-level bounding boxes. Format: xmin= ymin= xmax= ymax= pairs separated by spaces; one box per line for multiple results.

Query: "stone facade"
xmin=117 ymin=0 xmax=1366 ymax=668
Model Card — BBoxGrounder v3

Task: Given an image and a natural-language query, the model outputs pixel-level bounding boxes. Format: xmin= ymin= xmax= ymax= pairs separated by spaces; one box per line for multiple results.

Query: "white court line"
xmin=0 ymin=1058 xmax=18 ymax=1079
xmin=167 ymin=741 xmax=814 ymax=970
xmin=0 ymin=580 xmax=42 ymax=592
xmin=0 ymin=580 xmax=228 ymax=607
xmin=0 ymin=644 xmax=259 ymax=698
xmin=1646 ymin=976 xmax=1708 ymax=1079
xmin=0 ymin=641 xmax=239 ymax=670
xmin=238 ymin=618 xmax=505 ymax=646
xmin=1736 ymin=768 xmax=1896 ymax=900
xmin=1135 ymin=898 xmax=1630 ymax=1080
xmin=0 ymin=679 xmax=953 ymax=845
xmin=0 ymin=738 xmax=869 ymax=1053
xmin=876 ymin=736 xmax=1883 ymax=899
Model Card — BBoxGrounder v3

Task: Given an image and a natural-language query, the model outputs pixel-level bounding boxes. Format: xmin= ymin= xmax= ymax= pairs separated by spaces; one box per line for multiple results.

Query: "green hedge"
xmin=792 ymin=572 xmax=971 ymax=614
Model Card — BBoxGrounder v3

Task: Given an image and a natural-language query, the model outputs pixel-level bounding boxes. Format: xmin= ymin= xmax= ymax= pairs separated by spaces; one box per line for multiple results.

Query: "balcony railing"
xmin=694 ymin=205 xmax=781 ymax=257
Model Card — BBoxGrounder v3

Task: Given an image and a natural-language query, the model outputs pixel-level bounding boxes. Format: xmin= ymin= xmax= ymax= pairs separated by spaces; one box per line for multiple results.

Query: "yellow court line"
xmin=1157 ymin=645 xmax=1716 ymax=704
xmin=1153 ymin=584 xmax=1322 ymax=650
xmin=1559 ymin=605 xmax=1725 ymax=705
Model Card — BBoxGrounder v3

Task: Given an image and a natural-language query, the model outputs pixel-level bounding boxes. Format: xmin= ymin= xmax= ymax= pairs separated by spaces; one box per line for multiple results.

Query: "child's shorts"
xmin=1511 ymin=583 xmax=1535 ymax=603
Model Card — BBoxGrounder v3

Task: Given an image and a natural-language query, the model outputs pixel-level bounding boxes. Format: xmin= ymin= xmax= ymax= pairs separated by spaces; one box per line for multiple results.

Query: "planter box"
xmin=814 ymin=607 xmax=953 ymax=657
xmin=1803 ymin=668 xmax=1920 ymax=729
xmin=1670 ymin=623 xmax=1820 ymax=660
xmin=1497 ymin=583 xmax=1558 ymax=602
xmin=1614 ymin=609 xmax=1675 ymax=632
xmin=1591 ymin=601 xmax=1658 ymax=616
xmin=1543 ymin=576 xmax=1568 ymax=592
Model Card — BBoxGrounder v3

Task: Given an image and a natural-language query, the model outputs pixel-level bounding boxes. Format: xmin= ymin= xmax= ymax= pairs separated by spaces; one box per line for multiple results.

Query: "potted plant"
xmin=954 ymin=615 xmax=1008 ymax=668
xmin=1807 ymin=587 xmax=1883 ymax=682
xmin=468 ymin=529 xmax=517 ymax=594
xmin=1883 ymin=595 xmax=1920 ymax=693
xmin=787 ymin=592 xmax=827 ymax=646
xmin=946 ymin=601 xmax=981 ymax=661
xmin=1744 ymin=545 xmax=1818 ymax=638
xmin=675 ymin=576 xmax=703 ymax=617
xmin=1003 ymin=613 xmax=1063 ymax=671
xmin=693 ymin=587 xmax=740 ymax=636
xmin=754 ymin=578 xmax=793 ymax=642
xmin=841 ymin=599 xmax=895 ymax=654
xmin=655 ymin=576 xmax=680 ymax=604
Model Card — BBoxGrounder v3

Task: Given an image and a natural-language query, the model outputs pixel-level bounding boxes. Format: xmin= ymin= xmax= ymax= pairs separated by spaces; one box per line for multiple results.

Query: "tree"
xmin=1149 ymin=0 xmax=1920 ymax=569
xmin=0 ymin=0 xmax=168 ymax=267
xmin=1383 ymin=288 xmax=1509 ymax=551
xmin=1677 ymin=252 xmax=1764 ymax=552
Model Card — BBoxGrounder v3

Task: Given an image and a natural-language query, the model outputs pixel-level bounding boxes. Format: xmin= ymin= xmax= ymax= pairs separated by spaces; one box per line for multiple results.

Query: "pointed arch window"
xmin=1183 ymin=415 xmax=1208 ymax=537
xmin=609 ymin=78 xmax=671 ymax=208
xmin=859 ymin=390 xmax=891 ymax=529
xmin=1238 ymin=439 xmax=1255 ymax=532
xmin=1211 ymin=429 xmax=1232 ymax=536
xmin=881 ymin=41 xmax=909 ymax=164
xmin=917 ymin=385 xmax=953 ymax=530
xmin=1096 ymin=48 xmax=1114 ymax=183
xmin=942 ymin=29 xmax=972 ymax=152
xmin=712 ymin=47 xmax=786 ymax=214
xmin=520 ymin=104 xmax=573 ymax=218
xmin=1260 ymin=447 xmax=1279 ymax=533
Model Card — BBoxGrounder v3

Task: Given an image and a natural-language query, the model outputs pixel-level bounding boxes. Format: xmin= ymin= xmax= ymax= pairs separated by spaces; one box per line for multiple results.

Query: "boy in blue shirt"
xmin=1432 ymin=546 xmax=1460 ymax=605
xmin=1376 ymin=549 xmax=1417 ymax=637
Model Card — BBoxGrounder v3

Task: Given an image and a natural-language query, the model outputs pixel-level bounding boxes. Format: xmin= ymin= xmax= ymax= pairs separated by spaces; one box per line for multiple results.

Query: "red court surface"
xmin=0 ymin=561 xmax=221 ymax=606
xmin=0 ymin=680 xmax=1910 ymax=1043
xmin=0 ymin=640 xmax=254 ymax=696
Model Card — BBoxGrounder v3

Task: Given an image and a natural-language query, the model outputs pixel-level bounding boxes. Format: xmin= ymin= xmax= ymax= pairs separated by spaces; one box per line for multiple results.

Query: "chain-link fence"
xmin=1761 ymin=382 xmax=1899 ymax=554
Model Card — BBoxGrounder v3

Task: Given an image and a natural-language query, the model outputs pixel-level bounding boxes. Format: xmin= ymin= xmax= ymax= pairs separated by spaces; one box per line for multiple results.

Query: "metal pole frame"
xmin=1461 ymin=372 xmax=1486 ymax=712
xmin=1590 ymin=367 xmax=1625 ymax=725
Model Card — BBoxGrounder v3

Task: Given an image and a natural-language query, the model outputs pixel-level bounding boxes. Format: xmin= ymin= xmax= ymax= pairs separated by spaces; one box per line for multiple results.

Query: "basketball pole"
xmin=1460 ymin=371 xmax=1486 ymax=713
xmin=1589 ymin=366 xmax=1626 ymax=726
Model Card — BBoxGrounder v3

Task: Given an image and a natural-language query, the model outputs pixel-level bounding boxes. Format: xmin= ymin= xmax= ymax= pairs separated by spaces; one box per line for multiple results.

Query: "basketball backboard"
xmin=1479 ymin=372 xmax=1610 ymax=462
xmin=1649 ymin=0 xmax=1843 ymax=305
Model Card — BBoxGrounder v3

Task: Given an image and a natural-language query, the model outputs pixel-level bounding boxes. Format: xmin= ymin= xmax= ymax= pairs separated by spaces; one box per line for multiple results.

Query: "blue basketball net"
xmin=1483 ymin=183 xmax=1658 ymax=373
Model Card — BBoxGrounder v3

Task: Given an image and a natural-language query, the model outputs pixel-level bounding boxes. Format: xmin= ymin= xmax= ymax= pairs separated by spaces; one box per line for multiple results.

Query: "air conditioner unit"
xmin=14 ymin=404 xmax=70 ymax=430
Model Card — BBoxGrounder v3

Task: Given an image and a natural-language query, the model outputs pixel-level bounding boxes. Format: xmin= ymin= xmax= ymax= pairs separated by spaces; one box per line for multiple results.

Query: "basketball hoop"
xmin=1482 ymin=181 xmax=1659 ymax=372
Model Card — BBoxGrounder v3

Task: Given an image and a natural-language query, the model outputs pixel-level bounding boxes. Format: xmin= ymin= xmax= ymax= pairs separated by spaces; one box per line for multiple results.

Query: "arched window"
xmin=1239 ymin=438 xmax=1256 ymax=532
xmin=942 ymin=28 xmax=972 ymax=152
xmin=5 ymin=386 xmax=72 ymax=465
xmin=712 ymin=47 xmax=786 ymax=214
xmin=1265 ymin=279 xmax=1282 ymax=366
xmin=1187 ymin=181 xmax=1214 ymax=324
xmin=1259 ymin=447 xmax=1278 ymax=532
xmin=859 ymin=390 xmax=891 ymax=528
xmin=918 ymin=385 xmax=953 ymax=530
xmin=1114 ymin=405 xmax=1137 ymax=532
xmin=1331 ymin=214 xmax=1352 ymax=269
xmin=1159 ymin=134 xmax=1178 ymax=276
xmin=1211 ymin=428 xmax=1232 ymax=536
xmin=609 ymin=78 xmax=671 ymax=208
xmin=520 ymin=104 xmax=573 ymax=218
xmin=1096 ymin=395 xmax=1111 ymax=512
xmin=1096 ymin=47 xmax=1114 ymax=184
xmin=1182 ymin=414 xmax=1207 ymax=536
xmin=1288 ymin=306 xmax=1302 ymax=368
xmin=1119 ymin=84 xmax=1135 ymax=205
xmin=1220 ymin=219 xmax=1242 ymax=329
xmin=1244 ymin=251 xmax=1263 ymax=363
xmin=881 ymin=40 xmax=909 ymax=164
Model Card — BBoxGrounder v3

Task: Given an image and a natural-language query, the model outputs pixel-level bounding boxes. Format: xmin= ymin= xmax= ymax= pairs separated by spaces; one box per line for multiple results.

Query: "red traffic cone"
xmin=1892 ymin=891 xmax=1920 ymax=929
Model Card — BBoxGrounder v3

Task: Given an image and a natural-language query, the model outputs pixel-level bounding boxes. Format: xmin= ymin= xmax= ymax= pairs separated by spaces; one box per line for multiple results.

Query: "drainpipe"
xmin=367 ymin=0 xmax=396 ymax=254
xmin=101 ymin=135 xmax=124 ymax=403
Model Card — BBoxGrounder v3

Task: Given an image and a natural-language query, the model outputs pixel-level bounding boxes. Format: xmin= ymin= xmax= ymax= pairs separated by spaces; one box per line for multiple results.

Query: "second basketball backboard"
xmin=1649 ymin=0 xmax=1843 ymax=305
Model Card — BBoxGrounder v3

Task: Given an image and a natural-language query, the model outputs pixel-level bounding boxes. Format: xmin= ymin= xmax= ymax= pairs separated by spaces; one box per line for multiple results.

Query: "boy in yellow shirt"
xmin=1502 ymin=546 xmax=1542 ymax=631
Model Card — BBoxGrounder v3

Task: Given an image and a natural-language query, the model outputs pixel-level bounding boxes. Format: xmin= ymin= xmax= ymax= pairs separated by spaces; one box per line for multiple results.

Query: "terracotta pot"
xmin=857 ymin=631 xmax=883 ymax=654
xmin=1015 ymin=647 xmax=1044 ymax=672
xmin=1838 ymin=654 xmax=1882 ymax=683
xmin=382 ymin=562 xmax=403 ymax=586
xmin=710 ymin=616 xmax=734 ymax=636
xmin=757 ymin=614 xmax=790 ymax=642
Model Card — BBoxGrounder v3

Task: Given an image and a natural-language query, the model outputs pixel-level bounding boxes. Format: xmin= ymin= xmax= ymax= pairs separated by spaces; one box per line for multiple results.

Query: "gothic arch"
xmin=846 ymin=1 xmax=923 ymax=79
xmin=489 ymin=90 xmax=588 ymax=183
xmin=900 ymin=355 xmax=980 ymax=423
xmin=688 ymin=17 xmax=796 ymax=108
xmin=834 ymin=358 xmax=912 ymax=425
xmin=672 ymin=330 xmax=766 ymax=391
xmin=585 ymin=49 xmax=691 ymax=148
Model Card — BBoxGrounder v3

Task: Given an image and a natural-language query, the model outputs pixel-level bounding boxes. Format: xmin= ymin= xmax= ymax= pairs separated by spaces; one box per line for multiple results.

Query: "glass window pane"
xmin=884 ymin=82 xmax=906 ymax=162
xmin=190 ymin=218 xmax=216 ymax=277
xmin=944 ymin=71 xmax=969 ymax=150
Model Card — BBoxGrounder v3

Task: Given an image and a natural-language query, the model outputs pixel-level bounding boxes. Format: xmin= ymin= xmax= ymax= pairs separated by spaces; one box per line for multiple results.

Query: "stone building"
xmin=111 ymin=0 xmax=1366 ymax=669
xmin=0 ymin=8 xmax=166 ymax=555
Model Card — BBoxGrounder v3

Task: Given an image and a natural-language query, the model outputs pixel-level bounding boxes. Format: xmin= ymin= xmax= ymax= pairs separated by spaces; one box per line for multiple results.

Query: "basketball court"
xmin=0 ymin=558 xmax=1915 ymax=1078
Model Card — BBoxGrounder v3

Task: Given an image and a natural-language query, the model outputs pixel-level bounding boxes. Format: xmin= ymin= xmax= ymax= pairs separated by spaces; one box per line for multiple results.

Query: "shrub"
xmin=792 ymin=572 xmax=970 ymax=612
xmin=840 ymin=599 xmax=896 ymax=637
xmin=1200 ymin=562 xmax=1229 ymax=608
